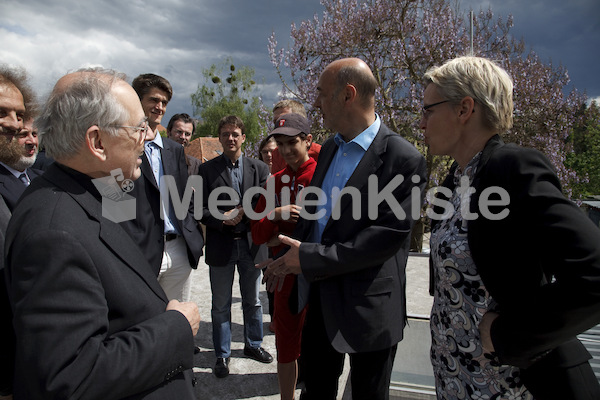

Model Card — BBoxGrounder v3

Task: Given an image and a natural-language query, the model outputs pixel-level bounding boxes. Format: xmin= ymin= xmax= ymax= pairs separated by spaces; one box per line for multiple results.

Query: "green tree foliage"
xmin=566 ymin=102 xmax=600 ymax=197
xmin=190 ymin=58 xmax=270 ymax=153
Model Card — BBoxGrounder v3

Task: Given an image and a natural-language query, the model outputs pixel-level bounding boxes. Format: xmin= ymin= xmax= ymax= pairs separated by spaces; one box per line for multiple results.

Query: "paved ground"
xmin=185 ymin=232 xmax=600 ymax=399
xmin=187 ymin=249 xmax=432 ymax=400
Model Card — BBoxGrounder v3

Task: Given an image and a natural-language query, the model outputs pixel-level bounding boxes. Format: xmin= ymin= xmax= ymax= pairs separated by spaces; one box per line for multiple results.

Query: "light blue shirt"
xmin=0 ymin=161 xmax=31 ymax=185
xmin=225 ymin=153 xmax=244 ymax=202
xmin=312 ymin=115 xmax=381 ymax=242
xmin=145 ymin=133 xmax=180 ymax=235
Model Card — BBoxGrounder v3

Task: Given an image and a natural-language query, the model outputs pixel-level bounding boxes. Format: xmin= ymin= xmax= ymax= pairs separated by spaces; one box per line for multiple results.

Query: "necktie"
xmin=18 ymin=173 xmax=29 ymax=186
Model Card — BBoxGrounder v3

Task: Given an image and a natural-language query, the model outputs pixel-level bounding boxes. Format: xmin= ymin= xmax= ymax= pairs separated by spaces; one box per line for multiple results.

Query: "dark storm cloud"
xmin=1 ymin=0 xmax=597 ymax=125
xmin=463 ymin=0 xmax=600 ymax=99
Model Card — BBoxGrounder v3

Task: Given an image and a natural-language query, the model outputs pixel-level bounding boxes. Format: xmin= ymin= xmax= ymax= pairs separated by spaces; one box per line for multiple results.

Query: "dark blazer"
xmin=199 ymin=153 xmax=269 ymax=266
xmin=0 ymin=164 xmax=43 ymax=212
xmin=0 ymin=165 xmax=41 ymax=396
xmin=186 ymin=154 xmax=202 ymax=176
xmin=294 ymin=123 xmax=427 ymax=353
xmin=0 ymin=195 xmax=13 ymax=396
xmin=121 ymin=137 xmax=204 ymax=275
xmin=431 ymin=135 xmax=600 ymax=393
xmin=4 ymin=163 xmax=196 ymax=399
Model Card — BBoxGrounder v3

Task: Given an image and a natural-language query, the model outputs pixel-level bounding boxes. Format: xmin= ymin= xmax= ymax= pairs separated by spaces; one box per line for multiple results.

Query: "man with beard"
xmin=0 ymin=64 xmax=37 ymax=400
xmin=0 ymin=89 xmax=41 ymax=213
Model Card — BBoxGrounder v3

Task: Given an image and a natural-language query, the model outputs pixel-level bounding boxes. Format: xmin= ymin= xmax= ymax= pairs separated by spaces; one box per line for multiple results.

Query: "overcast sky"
xmin=1 ymin=0 xmax=598 ymax=126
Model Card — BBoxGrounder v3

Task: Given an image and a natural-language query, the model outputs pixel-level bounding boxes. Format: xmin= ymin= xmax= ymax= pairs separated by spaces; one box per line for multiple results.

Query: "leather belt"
xmin=164 ymin=233 xmax=179 ymax=242
xmin=232 ymin=232 xmax=244 ymax=240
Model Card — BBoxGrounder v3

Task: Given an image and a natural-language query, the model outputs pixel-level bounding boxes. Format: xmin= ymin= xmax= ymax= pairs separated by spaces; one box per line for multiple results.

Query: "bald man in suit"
xmin=262 ymin=58 xmax=427 ymax=400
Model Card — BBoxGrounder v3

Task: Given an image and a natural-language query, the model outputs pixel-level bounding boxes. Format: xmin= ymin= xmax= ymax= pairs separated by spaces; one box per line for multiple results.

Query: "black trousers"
xmin=521 ymin=342 xmax=600 ymax=400
xmin=300 ymin=286 xmax=397 ymax=400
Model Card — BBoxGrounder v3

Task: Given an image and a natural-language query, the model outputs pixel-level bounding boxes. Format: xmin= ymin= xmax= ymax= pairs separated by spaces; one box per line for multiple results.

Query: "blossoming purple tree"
xmin=268 ymin=0 xmax=587 ymax=197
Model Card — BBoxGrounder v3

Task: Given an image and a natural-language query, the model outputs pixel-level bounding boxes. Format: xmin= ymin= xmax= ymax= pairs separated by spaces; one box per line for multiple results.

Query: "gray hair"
xmin=424 ymin=56 xmax=514 ymax=132
xmin=37 ymin=68 xmax=129 ymax=161
xmin=0 ymin=64 xmax=38 ymax=119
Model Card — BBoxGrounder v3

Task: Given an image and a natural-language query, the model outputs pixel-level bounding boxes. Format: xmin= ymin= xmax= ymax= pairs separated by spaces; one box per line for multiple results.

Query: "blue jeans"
xmin=209 ymin=238 xmax=263 ymax=358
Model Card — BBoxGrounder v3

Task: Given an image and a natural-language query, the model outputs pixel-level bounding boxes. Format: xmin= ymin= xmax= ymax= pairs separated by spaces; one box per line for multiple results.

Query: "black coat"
xmin=0 ymin=164 xmax=42 ymax=396
xmin=294 ymin=123 xmax=427 ymax=353
xmin=121 ymin=137 xmax=204 ymax=275
xmin=431 ymin=135 xmax=600 ymax=395
xmin=0 ymin=164 xmax=43 ymax=212
xmin=5 ymin=163 xmax=196 ymax=399
xmin=199 ymin=153 xmax=269 ymax=266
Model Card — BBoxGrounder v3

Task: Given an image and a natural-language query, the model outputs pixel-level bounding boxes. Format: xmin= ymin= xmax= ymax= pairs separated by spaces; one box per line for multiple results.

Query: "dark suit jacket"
xmin=0 ymin=194 xmax=13 ymax=396
xmin=4 ymin=163 xmax=196 ymax=399
xmin=0 ymin=165 xmax=41 ymax=395
xmin=431 ymin=135 xmax=600 ymax=390
xmin=186 ymin=154 xmax=202 ymax=176
xmin=199 ymin=154 xmax=269 ymax=266
xmin=121 ymin=137 xmax=204 ymax=275
xmin=293 ymin=123 xmax=427 ymax=353
xmin=0 ymin=164 xmax=43 ymax=212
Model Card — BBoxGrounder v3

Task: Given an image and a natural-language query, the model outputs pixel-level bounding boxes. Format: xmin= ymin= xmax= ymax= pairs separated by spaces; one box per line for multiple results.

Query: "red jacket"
xmin=271 ymin=142 xmax=320 ymax=174
xmin=251 ymin=158 xmax=317 ymax=256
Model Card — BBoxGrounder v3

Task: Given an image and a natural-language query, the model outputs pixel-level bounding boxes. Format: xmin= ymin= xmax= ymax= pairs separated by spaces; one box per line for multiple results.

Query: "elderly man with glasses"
xmin=4 ymin=68 xmax=201 ymax=399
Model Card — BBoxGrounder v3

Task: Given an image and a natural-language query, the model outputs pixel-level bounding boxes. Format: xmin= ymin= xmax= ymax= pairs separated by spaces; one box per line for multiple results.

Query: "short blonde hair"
xmin=273 ymin=99 xmax=306 ymax=117
xmin=424 ymin=56 xmax=514 ymax=132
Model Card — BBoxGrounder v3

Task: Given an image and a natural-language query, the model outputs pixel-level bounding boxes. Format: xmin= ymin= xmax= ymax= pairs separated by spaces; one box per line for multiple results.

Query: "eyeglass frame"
xmin=109 ymin=117 xmax=149 ymax=144
xmin=422 ymin=100 xmax=451 ymax=118
xmin=219 ymin=131 xmax=244 ymax=140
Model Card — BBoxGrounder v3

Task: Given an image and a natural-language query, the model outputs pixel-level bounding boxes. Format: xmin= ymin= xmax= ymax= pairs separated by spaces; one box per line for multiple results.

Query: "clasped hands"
xmin=257 ymin=234 xmax=302 ymax=292
xmin=223 ymin=205 xmax=244 ymax=226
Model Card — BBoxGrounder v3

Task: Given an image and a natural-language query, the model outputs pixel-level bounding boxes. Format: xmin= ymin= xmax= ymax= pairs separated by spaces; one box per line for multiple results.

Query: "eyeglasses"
xmin=422 ymin=100 xmax=450 ymax=118
xmin=219 ymin=132 xmax=243 ymax=140
xmin=114 ymin=118 xmax=149 ymax=144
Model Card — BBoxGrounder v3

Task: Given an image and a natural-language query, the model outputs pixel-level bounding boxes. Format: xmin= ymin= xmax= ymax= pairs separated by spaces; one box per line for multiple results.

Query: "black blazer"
xmin=186 ymin=154 xmax=202 ymax=176
xmin=431 ymin=135 xmax=600 ymax=384
xmin=0 ymin=195 xmax=13 ymax=396
xmin=121 ymin=138 xmax=204 ymax=275
xmin=4 ymin=163 xmax=196 ymax=399
xmin=0 ymin=164 xmax=43 ymax=212
xmin=199 ymin=154 xmax=269 ymax=266
xmin=0 ymin=165 xmax=42 ymax=395
xmin=294 ymin=123 xmax=427 ymax=353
